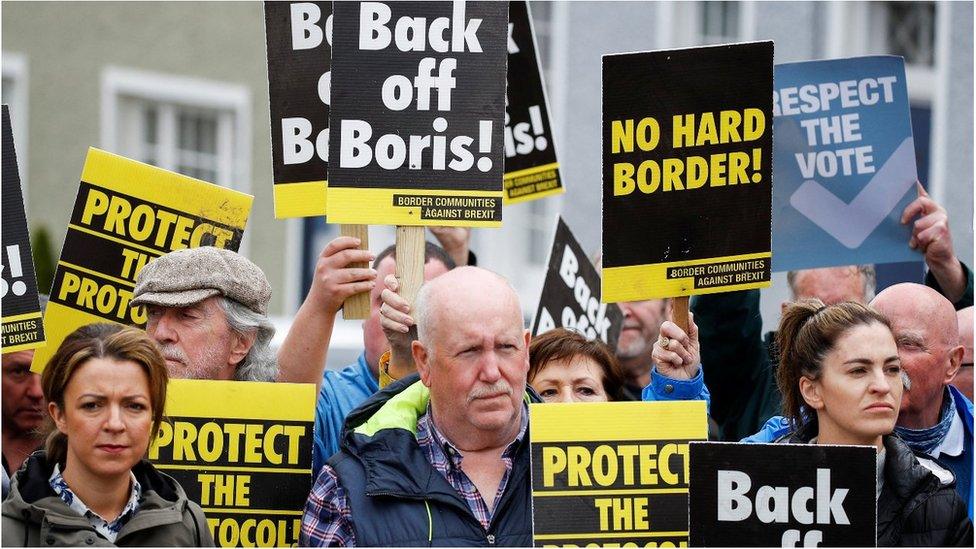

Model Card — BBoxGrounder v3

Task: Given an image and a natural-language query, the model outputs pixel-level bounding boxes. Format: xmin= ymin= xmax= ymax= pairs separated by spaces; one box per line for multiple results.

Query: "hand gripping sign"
xmin=771 ymin=56 xmax=919 ymax=272
xmin=601 ymin=42 xmax=774 ymax=304
xmin=2 ymin=105 xmax=45 ymax=353
xmin=530 ymin=401 xmax=708 ymax=547
xmin=32 ymin=148 xmax=252 ymax=372
xmin=326 ymin=1 xmax=509 ymax=227
xmin=689 ymin=442 xmax=876 ymax=547
xmin=149 ymin=380 xmax=316 ymax=548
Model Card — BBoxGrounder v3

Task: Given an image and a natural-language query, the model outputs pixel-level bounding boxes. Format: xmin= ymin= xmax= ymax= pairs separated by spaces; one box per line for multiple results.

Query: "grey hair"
xmin=787 ymin=265 xmax=876 ymax=302
xmin=217 ymin=297 xmax=278 ymax=382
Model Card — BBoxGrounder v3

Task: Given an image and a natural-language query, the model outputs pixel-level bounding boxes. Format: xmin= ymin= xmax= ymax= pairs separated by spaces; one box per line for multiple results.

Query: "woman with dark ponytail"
xmin=2 ymin=323 xmax=213 ymax=546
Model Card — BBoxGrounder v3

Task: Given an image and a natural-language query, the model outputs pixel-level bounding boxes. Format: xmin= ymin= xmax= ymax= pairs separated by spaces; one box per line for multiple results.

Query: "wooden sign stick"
xmin=672 ymin=295 xmax=690 ymax=334
xmin=395 ymin=226 xmax=426 ymax=307
xmin=340 ymin=224 xmax=370 ymax=319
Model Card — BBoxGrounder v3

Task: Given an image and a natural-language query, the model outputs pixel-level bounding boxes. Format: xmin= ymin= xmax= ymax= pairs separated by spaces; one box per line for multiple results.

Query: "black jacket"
xmin=779 ymin=424 xmax=973 ymax=547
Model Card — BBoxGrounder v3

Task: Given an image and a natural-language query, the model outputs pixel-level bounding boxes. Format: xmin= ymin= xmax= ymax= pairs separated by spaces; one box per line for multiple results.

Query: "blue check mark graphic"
xmin=789 ymin=138 xmax=916 ymax=249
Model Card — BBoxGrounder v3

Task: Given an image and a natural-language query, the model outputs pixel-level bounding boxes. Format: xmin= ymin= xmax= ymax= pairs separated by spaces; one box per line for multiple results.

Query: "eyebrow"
xmin=842 ymin=356 xmax=900 ymax=365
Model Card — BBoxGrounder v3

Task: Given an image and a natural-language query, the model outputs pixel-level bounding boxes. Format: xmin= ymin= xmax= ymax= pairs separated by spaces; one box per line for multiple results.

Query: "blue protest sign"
xmin=772 ymin=56 xmax=920 ymax=272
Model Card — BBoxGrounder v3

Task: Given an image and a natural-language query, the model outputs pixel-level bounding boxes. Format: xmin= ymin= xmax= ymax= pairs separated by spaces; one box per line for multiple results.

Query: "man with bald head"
xmin=954 ymin=307 xmax=974 ymax=401
xmin=872 ymin=283 xmax=973 ymax=516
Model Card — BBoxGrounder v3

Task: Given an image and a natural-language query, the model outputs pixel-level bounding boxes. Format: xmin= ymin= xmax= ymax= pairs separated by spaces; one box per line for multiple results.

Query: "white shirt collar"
xmin=932 ymin=409 xmax=965 ymax=458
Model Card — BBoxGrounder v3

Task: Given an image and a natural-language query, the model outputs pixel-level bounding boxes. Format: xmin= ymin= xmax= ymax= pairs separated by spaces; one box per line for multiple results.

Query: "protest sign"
xmin=689 ymin=442 xmax=876 ymax=547
xmin=326 ymin=1 xmax=508 ymax=227
xmin=149 ymin=380 xmax=315 ymax=547
xmin=772 ymin=56 xmax=919 ymax=272
xmin=32 ymin=148 xmax=252 ymax=371
xmin=532 ymin=217 xmax=622 ymax=349
xmin=2 ymin=105 xmax=45 ymax=353
xmin=531 ymin=401 xmax=708 ymax=547
xmin=264 ymin=1 xmax=330 ymax=219
xmin=503 ymin=0 xmax=563 ymax=204
xmin=602 ymin=42 xmax=773 ymax=303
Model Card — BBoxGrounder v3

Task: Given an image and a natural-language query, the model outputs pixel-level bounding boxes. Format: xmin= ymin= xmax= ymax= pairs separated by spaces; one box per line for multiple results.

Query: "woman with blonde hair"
xmin=2 ymin=323 xmax=213 ymax=546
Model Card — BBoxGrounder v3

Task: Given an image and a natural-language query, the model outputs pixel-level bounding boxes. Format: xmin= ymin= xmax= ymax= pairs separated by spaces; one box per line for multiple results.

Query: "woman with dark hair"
xmin=528 ymin=328 xmax=627 ymax=402
xmin=2 ymin=323 xmax=213 ymax=546
xmin=662 ymin=299 xmax=972 ymax=546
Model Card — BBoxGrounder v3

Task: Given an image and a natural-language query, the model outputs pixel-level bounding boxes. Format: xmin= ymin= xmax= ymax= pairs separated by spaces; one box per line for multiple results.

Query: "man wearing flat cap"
xmin=131 ymin=246 xmax=278 ymax=382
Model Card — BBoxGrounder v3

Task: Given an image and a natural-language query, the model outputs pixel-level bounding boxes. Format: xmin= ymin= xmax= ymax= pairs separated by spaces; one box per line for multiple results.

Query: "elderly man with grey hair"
xmin=131 ymin=246 xmax=278 ymax=382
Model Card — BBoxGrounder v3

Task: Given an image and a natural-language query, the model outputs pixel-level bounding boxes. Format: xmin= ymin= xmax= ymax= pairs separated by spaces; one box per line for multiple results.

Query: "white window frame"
xmin=2 ymin=51 xmax=30 ymax=200
xmin=100 ymin=66 xmax=251 ymax=195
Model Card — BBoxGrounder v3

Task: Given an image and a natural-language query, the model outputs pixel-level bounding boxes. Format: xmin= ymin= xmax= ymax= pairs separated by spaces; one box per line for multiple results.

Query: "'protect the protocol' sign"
xmin=327 ymin=1 xmax=509 ymax=227
xmin=689 ymin=442 xmax=876 ymax=547
xmin=32 ymin=148 xmax=252 ymax=372
xmin=602 ymin=42 xmax=773 ymax=302
xmin=530 ymin=401 xmax=708 ymax=547
xmin=264 ymin=1 xmax=331 ymax=219
xmin=150 ymin=380 xmax=316 ymax=548
xmin=2 ymin=104 xmax=45 ymax=353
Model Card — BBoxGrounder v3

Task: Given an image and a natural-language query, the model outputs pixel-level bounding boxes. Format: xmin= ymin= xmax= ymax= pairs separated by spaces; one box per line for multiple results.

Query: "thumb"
xmin=916 ymin=181 xmax=928 ymax=198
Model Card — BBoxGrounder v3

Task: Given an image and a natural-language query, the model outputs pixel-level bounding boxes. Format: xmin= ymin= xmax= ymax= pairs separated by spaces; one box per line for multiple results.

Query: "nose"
xmin=104 ymin=404 xmax=126 ymax=433
xmin=868 ymin=368 xmax=891 ymax=395
xmin=25 ymin=373 xmax=43 ymax=401
xmin=478 ymin=351 xmax=502 ymax=383
xmin=619 ymin=303 xmax=634 ymax=318
xmin=149 ymin=311 xmax=178 ymax=344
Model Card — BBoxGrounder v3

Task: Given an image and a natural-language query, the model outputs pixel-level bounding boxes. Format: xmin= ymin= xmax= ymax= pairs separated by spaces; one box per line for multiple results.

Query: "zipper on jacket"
xmin=486 ymin=533 xmax=496 ymax=545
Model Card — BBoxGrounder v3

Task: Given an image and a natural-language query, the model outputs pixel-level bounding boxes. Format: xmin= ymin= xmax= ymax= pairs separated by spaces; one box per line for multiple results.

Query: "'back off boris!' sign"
xmin=32 ymin=148 xmax=252 ymax=372
xmin=530 ymin=401 xmax=708 ymax=547
xmin=264 ymin=1 xmax=332 ymax=219
xmin=150 ymin=380 xmax=316 ymax=547
xmin=602 ymin=42 xmax=773 ymax=302
xmin=327 ymin=1 xmax=508 ymax=227
xmin=689 ymin=442 xmax=876 ymax=547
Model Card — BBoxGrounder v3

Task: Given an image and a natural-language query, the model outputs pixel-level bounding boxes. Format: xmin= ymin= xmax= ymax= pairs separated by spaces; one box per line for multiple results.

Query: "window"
xmin=101 ymin=67 xmax=250 ymax=192
xmin=877 ymin=1 xmax=936 ymax=67
xmin=2 ymin=52 xmax=29 ymax=193
xmin=699 ymin=1 xmax=741 ymax=44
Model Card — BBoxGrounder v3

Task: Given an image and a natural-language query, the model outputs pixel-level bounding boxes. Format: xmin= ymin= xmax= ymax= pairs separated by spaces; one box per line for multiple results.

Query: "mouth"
xmin=17 ymin=408 xmax=44 ymax=418
xmin=864 ymin=402 xmax=895 ymax=412
xmin=96 ymin=444 xmax=129 ymax=454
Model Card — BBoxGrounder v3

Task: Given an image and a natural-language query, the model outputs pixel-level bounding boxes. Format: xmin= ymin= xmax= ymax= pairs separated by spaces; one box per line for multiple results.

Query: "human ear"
xmin=945 ymin=345 xmax=965 ymax=383
xmin=49 ymin=402 xmax=67 ymax=434
xmin=798 ymin=376 xmax=824 ymax=410
xmin=228 ymin=330 xmax=257 ymax=366
xmin=413 ymin=341 xmax=432 ymax=387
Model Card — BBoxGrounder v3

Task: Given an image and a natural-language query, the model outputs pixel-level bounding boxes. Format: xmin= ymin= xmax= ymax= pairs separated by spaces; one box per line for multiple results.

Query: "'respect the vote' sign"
xmin=327 ymin=1 xmax=509 ymax=227
xmin=532 ymin=216 xmax=622 ymax=349
xmin=689 ymin=442 xmax=876 ymax=547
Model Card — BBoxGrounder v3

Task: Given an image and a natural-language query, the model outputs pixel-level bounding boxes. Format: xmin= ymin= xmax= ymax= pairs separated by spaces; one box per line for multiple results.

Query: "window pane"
xmin=700 ymin=1 xmax=739 ymax=44
xmin=884 ymin=2 xmax=935 ymax=66
xmin=143 ymin=107 xmax=158 ymax=146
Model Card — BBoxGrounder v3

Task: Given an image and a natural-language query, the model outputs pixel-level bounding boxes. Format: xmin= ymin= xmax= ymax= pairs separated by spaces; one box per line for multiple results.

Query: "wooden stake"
xmin=395 ymin=226 xmax=426 ymax=307
xmin=672 ymin=295 xmax=690 ymax=333
xmin=339 ymin=224 xmax=370 ymax=319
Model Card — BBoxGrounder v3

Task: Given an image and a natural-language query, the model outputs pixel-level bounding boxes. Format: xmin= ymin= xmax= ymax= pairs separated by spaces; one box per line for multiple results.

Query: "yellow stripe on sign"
xmin=326 ymin=187 xmax=503 ymax=227
xmin=58 ymin=260 xmax=135 ymax=288
xmin=530 ymin=401 xmax=707 ymax=442
xmin=2 ymin=311 xmax=43 ymax=323
xmin=533 ymin=531 xmax=688 ymax=540
xmin=153 ymin=464 xmax=311 ymax=474
xmin=67 ymin=223 xmax=164 ymax=258
xmin=532 ymin=488 xmax=687 ymax=497
xmin=273 ymin=181 xmax=328 ymax=219
xmin=32 ymin=302 xmax=117 ymax=373
xmin=202 ymin=508 xmax=303 ymax=516
xmin=166 ymin=379 xmax=316 ymax=422
xmin=2 ymin=340 xmax=47 ymax=354
xmin=504 ymin=185 xmax=565 ymax=205
xmin=602 ymin=251 xmax=772 ymax=302
xmin=504 ymin=162 xmax=559 ymax=179
xmin=80 ymin=148 xmax=253 ymax=229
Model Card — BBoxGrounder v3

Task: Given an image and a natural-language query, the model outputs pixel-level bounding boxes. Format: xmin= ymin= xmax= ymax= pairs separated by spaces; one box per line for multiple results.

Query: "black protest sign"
xmin=264 ymin=1 xmax=330 ymax=218
xmin=602 ymin=42 xmax=773 ymax=303
xmin=689 ymin=442 xmax=876 ymax=547
xmin=532 ymin=217 xmax=622 ymax=349
xmin=503 ymin=0 xmax=563 ymax=204
xmin=2 ymin=105 xmax=45 ymax=353
xmin=327 ymin=1 xmax=508 ymax=227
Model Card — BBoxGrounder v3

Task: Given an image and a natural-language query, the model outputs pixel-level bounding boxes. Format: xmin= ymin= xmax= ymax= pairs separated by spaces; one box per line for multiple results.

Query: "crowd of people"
xmin=1 ymin=185 xmax=973 ymax=546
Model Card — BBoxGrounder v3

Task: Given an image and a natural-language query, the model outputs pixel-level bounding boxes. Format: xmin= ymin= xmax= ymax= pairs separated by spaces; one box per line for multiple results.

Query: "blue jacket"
xmin=743 ymin=387 xmax=973 ymax=518
xmin=312 ymin=352 xmax=378 ymax=474
xmin=329 ymin=375 xmax=536 ymax=546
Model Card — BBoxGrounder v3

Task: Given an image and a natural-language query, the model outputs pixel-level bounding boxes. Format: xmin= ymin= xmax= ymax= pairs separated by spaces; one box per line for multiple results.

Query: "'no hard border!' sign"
xmin=327 ymin=1 xmax=508 ymax=227
xmin=602 ymin=42 xmax=773 ymax=302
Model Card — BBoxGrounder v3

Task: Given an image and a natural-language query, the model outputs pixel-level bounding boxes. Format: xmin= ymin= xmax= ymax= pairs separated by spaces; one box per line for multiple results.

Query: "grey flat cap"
xmin=132 ymin=247 xmax=271 ymax=315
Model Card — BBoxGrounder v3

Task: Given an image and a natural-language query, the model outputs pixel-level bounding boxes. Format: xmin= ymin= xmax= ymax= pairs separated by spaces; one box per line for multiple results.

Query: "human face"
xmin=616 ymin=300 xmax=667 ymax=360
xmin=363 ymin=256 xmax=450 ymax=370
xmin=1 ymin=350 xmax=46 ymax=434
xmin=801 ymin=323 xmax=902 ymax=447
xmin=531 ymin=355 xmax=609 ymax=403
xmin=792 ymin=267 xmax=866 ymax=305
xmin=50 ymin=358 xmax=153 ymax=481
xmin=144 ymin=297 xmax=243 ymax=380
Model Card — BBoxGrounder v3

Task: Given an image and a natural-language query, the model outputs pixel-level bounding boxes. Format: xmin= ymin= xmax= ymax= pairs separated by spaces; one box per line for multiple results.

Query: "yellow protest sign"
xmin=530 ymin=401 xmax=708 ymax=547
xmin=31 ymin=148 xmax=252 ymax=371
xmin=150 ymin=379 xmax=316 ymax=548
